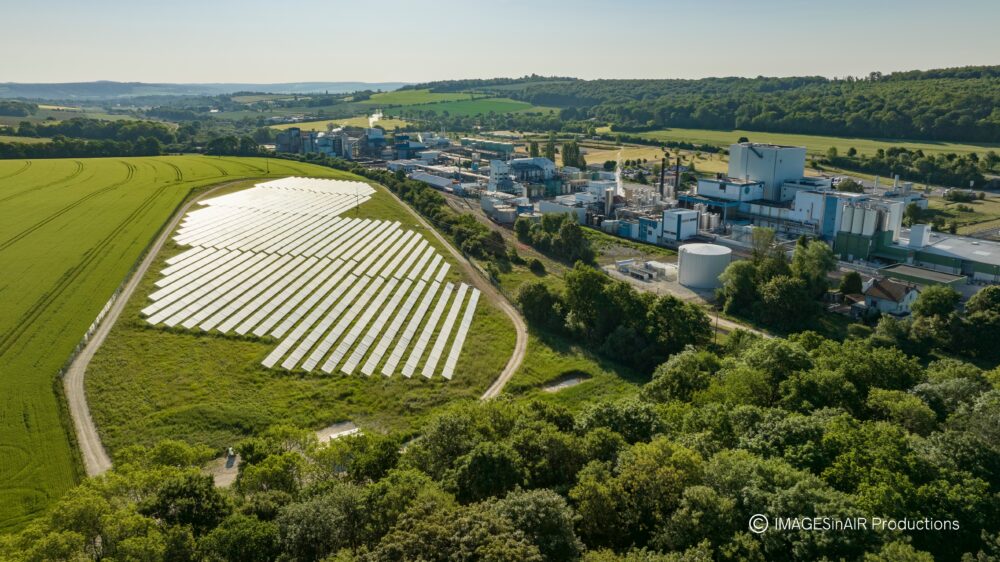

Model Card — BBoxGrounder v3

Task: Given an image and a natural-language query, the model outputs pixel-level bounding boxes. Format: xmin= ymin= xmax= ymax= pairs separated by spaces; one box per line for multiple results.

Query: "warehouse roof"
xmin=899 ymin=229 xmax=1000 ymax=267
xmin=878 ymin=264 xmax=965 ymax=285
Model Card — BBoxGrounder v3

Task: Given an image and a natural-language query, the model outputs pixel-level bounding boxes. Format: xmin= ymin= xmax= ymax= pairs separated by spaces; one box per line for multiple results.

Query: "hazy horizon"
xmin=2 ymin=0 xmax=998 ymax=84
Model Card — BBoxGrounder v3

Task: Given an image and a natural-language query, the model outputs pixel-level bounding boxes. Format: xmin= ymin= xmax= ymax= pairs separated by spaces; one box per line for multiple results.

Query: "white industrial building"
xmin=695 ymin=177 xmax=765 ymax=202
xmin=728 ymin=143 xmax=808 ymax=201
xmin=662 ymin=209 xmax=699 ymax=242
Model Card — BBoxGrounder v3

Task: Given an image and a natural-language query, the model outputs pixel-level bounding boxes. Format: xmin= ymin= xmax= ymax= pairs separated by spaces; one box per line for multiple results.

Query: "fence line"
xmin=56 ymin=185 xmax=205 ymax=379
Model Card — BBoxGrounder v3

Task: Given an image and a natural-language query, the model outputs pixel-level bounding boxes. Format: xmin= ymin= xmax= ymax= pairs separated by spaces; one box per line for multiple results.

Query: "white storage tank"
xmin=678 ymin=243 xmax=732 ymax=289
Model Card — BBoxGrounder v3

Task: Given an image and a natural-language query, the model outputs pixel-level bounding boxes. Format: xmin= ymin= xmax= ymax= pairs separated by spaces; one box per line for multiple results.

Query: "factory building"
xmin=488 ymin=158 xmax=565 ymax=197
xmin=460 ymin=137 xmax=515 ymax=157
xmin=662 ymin=209 xmax=699 ymax=242
xmin=836 ymin=222 xmax=1000 ymax=282
xmin=694 ymin=176 xmax=765 ymax=202
xmin=276 ymin=126 xmax=384 ymax=160
xmin=728 ymin=143 xmax=808 ymax=201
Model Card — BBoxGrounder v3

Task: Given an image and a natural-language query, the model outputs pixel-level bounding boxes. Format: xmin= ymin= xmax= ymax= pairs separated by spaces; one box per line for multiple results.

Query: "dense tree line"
xmin=4 ymin=327 xmax=997 ymax=560
xmin=718 ymin=230 xmax=837 ymax=332
xmin=874 ymin=285 xmax=1000 ymax=363
xmin=204 ymin=136 xmax=262 ymax=156
xmin=0 ymin=136 xmax=163 ymax=159
xmin=518 ymin=262 xmax=711 ymax=372
xmin=408 ymin=67 xmax=1000 ymax=142
xmin=9 ymin=117 xmax=176 ymax=143
xmin=823 ymin=146 xmax=996 ymax=189
xmin=0 ymin=100 xmax=38 ymax=116
xmin=514 ymin=213 xmax=595 ymax=264
xmin=404 ymin=74 xmax=580 ymax=93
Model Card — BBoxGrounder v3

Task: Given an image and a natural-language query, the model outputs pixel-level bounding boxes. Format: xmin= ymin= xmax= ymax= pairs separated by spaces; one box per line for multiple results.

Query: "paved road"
xmin=380 ymin=186 xmax=528 ymax=400
xmin=63 ymin=180 xmax=253 ymax=477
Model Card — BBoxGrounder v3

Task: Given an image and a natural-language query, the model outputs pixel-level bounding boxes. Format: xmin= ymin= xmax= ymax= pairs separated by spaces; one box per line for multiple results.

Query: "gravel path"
xmin=63 ymin=179 xmax=253 ymax=477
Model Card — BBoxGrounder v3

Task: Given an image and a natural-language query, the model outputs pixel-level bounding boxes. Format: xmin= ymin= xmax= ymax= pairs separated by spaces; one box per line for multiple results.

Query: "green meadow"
xmin=607 ymin=126 xmax=999 ymax=157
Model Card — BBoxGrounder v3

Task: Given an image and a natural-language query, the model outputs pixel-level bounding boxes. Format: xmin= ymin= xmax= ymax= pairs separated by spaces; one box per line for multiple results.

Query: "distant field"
xmin=270 ymin=115 xmax=410 ymax=131
xmin=604 ymin=126 xmax=999 ymax=157
xmin=359 ymin=89 xmax=473 ymax=106
xmin=389 ymin=98 xmax=557 ymax=118
xmin=0 ymin=107 xmax=136 ymax=127
xmin=85 ymin=182 xmax=515 ymax=453
xmin=231 ymin=94 xmax=300 ymax=103
xmin=0 ymin=155 xmax=354 ymax=531
xmin=0 ymin=135 xmax=50 ymax=144
xmin=36 ymin=104 xmax=81 ymax=111
xmin=581 ymin=144 xmax=730 ymax=175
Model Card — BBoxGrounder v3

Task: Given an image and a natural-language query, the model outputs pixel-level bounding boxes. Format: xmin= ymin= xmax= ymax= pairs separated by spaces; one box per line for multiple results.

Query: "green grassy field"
xmin=270 ymin=116 xmax=410 ymax=131
xmin=927 ymin=194 xmax=1000 ymax=235
xmin=0 ymin=155 xmax=357 ymax=531
xmin=359 ymin=89 xmax=474 ymax=106
xmin=390 ymin=98 xmax=557 ymax=118
xmin=84 ymin=181 xmax=515 ymax=455
xmin=601 ymin=126 xmax=999 ymax=157
xmin=0 ymin=135 xmax=51 ymax=144
xmin=0 ymin=107 xmax=136 ymax=127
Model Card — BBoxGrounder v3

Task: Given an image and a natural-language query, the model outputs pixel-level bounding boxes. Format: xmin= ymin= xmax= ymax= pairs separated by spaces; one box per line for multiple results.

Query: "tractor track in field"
xmin=61 ymin=179 xmax=254 ymax=476
xmin=203 ymin=160 xmax=230 ymax=177
xmin=163 ymin=160 xmax=184 ymax=182
xmin=0 ymin=160 xmax=31 ymax=180
xmin=0 ymin=162 xmax=135 ymax=252
xmin=0 ymin=163 xmax=154 ymax=358
xmin=0 ymin=160 xmax=84 ymax=204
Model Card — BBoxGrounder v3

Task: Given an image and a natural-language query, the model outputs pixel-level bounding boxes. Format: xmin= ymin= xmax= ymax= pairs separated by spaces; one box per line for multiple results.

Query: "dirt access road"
xmin=64 ymin=177 xmax=528 ymax=477
xmin=380 ymin=186 xmax=528 ymax=399
xmin=63 ymin=179 xmax=254 ymax=477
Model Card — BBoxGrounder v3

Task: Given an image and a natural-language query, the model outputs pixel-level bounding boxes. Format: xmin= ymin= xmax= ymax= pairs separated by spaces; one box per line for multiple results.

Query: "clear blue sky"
xmin=2 ymin=0 xmax=998 ymax=83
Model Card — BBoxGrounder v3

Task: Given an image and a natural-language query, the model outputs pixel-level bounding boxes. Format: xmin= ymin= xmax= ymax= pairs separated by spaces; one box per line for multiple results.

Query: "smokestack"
xmin=674 ymin=156 xmax=681 ymax=194
xmin=659 ymin=157 xmax=666 ymax=200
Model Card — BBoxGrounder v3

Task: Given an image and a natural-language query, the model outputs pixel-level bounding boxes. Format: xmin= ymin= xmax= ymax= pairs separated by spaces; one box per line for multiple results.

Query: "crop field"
xmin=389 ymin=97 xmax=556 ymax=117
xmin=0 ymin=107 xmax=136 ymax=127
xmin=603 ymin=126 xmax=999 ymax=157
xmin=359 ymin=89 xmax=473 ymax=106
xmin=85 ymin=179 xmax=515 ymax=454
xmin=0 ymin=135 xmax=51 ymax=144
xmin=270 ymin=116 xmax=410 ymax=131
xmin=0 ymin=155 xmax=355 ymax=531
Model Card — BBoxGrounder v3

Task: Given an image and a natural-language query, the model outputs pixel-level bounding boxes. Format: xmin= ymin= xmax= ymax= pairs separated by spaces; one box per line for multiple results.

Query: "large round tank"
xmin=678 ymin=243 xmax=732 ymax=289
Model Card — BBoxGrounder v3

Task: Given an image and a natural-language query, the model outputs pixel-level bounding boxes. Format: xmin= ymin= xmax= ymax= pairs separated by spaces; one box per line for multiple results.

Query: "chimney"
xmin=659 ymin=157 xmax=666 ymax=200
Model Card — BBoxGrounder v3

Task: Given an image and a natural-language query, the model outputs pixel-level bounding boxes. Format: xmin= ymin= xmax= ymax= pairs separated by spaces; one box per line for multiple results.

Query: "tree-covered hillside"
xmin=410 ymin=66 xmax=1000 ymax=142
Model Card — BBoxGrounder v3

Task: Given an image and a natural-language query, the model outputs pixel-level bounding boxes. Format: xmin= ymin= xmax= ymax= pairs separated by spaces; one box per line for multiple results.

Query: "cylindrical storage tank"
xmin=678 ymin=243 xmax=732 ymax=289
xmin=862 ymin=208 xmax=877 ymax=236
xmin=840 ymin=204 xmax=855 ymax=232
xmin=851 ymin=205 xmax=865 ymax=234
